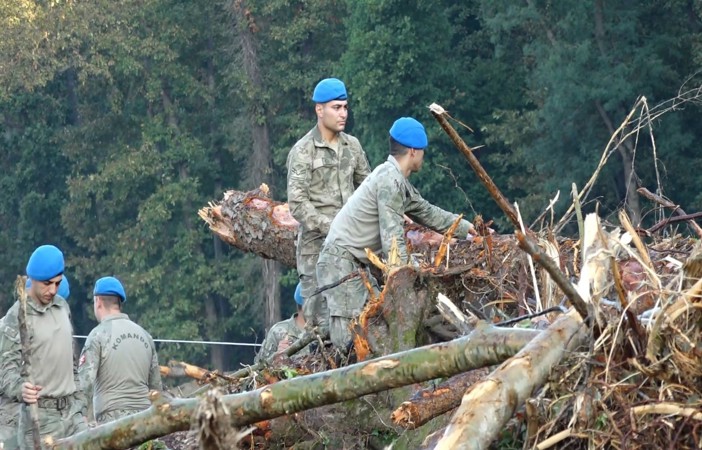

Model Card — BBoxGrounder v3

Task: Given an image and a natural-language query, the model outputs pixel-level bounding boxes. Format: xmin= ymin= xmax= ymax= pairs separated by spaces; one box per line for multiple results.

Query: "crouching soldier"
xmin=255 ymin=283 xmax=309 ymax=363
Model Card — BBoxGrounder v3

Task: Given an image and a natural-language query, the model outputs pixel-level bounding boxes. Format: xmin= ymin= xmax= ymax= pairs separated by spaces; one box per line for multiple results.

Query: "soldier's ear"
xmin=315 ymin=103 xmax=324 ymax=118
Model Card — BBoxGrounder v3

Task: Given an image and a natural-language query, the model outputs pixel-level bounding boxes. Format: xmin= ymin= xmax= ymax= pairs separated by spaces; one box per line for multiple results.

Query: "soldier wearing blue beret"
xmin=0 ymin=245 xmax=88 ymax=448
xmin=317 ymin=118 xmax=477 ymax=351
xmin=255 ymin=282 xmax=309 ymax=363
xmin=77 ymin=276 xmax=161 ymax=424
xmin=286 ymin=78 xmax=372 ymax=336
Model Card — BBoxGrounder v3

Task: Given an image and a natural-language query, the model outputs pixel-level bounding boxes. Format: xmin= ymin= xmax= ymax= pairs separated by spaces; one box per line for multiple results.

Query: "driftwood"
xmin=391 ymin=368 xmax=491 ymax=430
xmin=54 ymin=325 xmax=538 ymax=450
xmin=432 ymin=311 xmax=587 ymax=450
xmin=16 ymin=276 xmax=42 ymax=450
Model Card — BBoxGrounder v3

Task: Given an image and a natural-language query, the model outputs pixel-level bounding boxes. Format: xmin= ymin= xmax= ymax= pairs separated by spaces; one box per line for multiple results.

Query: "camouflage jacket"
xmin=0 ymin=296 xmax=85 ymax=412
xmin=78 ymin=313 xmax=161 ymax=418
xmin=255 ymin=314 xmax=308 ymax=363
xmin=286 ymin=125 xmax=371 ymax=241
xmin=325 ymin=155 xmax=473 ymax=264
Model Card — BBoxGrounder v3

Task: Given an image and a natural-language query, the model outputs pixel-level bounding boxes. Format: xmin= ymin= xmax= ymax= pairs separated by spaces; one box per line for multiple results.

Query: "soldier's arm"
xmin=77 ymin=331 xmax=101 ymax=414
xmin=352 ymin=143 xmax=372 ymax=188
xmin=0 ymin=321 xmax=23 ymax=402
xmin=147 ymin=336 xmax=162 ymax=391
xmin=377 ymin=180 xmax=411 ymax=262
xmin=287 ymin=146 xmax=333 ymax=235
xmin=405 ymin=184 xmax=474 ymax=237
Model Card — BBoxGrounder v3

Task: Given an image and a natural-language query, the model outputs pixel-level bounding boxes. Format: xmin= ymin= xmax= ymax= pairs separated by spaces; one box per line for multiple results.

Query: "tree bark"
xmin=431 ymin=312 xmax=587 ymax=450
xmin=54 ymin=325 xmax=537 ymax=450
xmin=391 ymin=368 xmax=490 ymax=430
xmin=232 ymin=0 xmax=281 ymax=327
xmin=198 ymin=188 xmax=299 ymax=268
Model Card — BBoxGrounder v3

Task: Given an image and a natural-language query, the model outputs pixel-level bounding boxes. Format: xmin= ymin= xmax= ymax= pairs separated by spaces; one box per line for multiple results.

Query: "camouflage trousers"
xmin=0 ymin=398 xmax=21 ymax=450
xmin=96 ymin=408 xmax=140 ymax=424
xmin=18 ymin=397 xmax=86 ymax=450
xmin=316 ymin=243 xmax=379 ymax=349
xmin=297 ymin=231 xmax=329 ymax=332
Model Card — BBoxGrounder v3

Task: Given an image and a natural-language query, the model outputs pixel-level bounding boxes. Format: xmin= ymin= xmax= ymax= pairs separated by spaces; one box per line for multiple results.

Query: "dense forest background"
xmin=1 ymin=0 xmax=700 ymax=371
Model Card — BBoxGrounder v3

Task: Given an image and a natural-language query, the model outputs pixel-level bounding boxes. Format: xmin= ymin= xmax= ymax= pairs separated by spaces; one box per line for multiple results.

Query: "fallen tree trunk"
xmin=391 ymin=368 xmax=491 ymax=430
xmin=198 ymin=186 xmax=299 ymax=267
xmin=431 ymin=311 xmax=587 ymax=450
xmin=198 ymin=187 xmax=499 ymax=271
xmin=54 ymin=324 xmax=539 ymax=450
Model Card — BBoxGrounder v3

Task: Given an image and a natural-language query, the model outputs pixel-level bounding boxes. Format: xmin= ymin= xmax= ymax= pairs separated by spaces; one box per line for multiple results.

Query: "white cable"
xmin=73 ymin=335 xmax=262 ymax=347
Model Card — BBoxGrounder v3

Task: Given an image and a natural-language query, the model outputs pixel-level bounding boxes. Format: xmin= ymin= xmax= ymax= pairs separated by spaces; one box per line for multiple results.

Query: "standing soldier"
xmin=317 ymin=117 xmax=477 ymax=350
xmin=78 ymin=276 xmax=161 ymax=424
xmin=255 ymin=282 xmax=308 ymax=363
xmin=0 ymin=276 xmax=71 ymax=450
xmin=0 ymin=245 xmax=87 ymax=449
xmin=287 ymin=78 xmax=371 ymax=334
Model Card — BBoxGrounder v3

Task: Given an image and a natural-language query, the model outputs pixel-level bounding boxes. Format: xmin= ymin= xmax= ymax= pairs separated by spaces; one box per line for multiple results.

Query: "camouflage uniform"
xmin=287 ymin=125 xmax=371 ymax=331
xmin=318 ymin=156 xmax=474 ymax=348
xmin=78 ymin=313 xmax=161 ymax=424
xmin=254 ymin=313 xmax=308 ymax=363
xmin=0 ymin=314 xmax=19 ymax=450
xmin=0 ymin=296 xmax=87 ymax=450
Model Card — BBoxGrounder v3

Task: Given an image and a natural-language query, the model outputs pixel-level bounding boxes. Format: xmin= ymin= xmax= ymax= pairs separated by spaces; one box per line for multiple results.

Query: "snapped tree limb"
xmin=432 ymin=311 xmax=588 ymax=450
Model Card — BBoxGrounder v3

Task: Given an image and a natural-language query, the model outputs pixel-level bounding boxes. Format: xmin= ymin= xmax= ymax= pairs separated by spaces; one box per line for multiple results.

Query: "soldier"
xmin=0 ymin=276 xmax=71 ymax=450
xmin=255 ymin=283 xmax=308 ymax=363
xmin=317 ymin=117 xmax=477 ymax=349
xmin=78 ymin=276 xmax=161 ymax=424
xmin=0 ymin=245 xmax=87 ymax=449
xmin=286 ymin=78 xmax=372 ymax=334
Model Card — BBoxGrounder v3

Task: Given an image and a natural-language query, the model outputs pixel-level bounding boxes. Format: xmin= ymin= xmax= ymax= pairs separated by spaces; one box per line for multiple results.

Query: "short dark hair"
xmin=389 ymin=136 xmax=410 ymax=156
xmin=97 ymin=295 xmax=122 ymax=310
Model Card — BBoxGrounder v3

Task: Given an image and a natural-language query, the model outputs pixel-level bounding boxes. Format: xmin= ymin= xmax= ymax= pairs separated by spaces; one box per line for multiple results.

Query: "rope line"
xmin=73 ymin=335 xmax=262 ymax=347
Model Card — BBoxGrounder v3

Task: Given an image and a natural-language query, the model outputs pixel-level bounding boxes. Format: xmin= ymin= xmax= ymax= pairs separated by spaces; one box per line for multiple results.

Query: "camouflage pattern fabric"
xmin=0 ymin=397 xmax=20 ymax=450
xmin=286 ymin=125 xmax=371 ymax=330
xmin=325 ymin=155 xmax=473 ymax=265
xmin=78 ymin=313 xmax=161 ymax=422
xmin=0 ymin=296 xmax=86 ymax=449
xmin=255 ymin=314 xmax=308 ymax=363
xmin=17 ymin=398 xmax=86 ymax=450
xmin=319 ymin=155 xmax=473 ymax=349
xmin=316 ymin=244 xmax=379 ymax=349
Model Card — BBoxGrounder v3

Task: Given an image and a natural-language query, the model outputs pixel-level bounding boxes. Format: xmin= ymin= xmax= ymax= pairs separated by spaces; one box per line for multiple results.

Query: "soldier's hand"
xmin=21 ymin=382 xmax=42 ymax=404
xmin=277 ymin=337 xmax=292 ymax=352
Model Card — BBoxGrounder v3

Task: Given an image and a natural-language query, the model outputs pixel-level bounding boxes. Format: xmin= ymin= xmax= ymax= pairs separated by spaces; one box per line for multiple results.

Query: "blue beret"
xmin=94 ymin=276 xmax=127 ymax=303
xmin=58 ymin=275 xmax=70 ymax=300
xmin=26 ymin=245 xmax=64 ymax=281
xmin=389 ymin=117 xmax=428 ymax=149
xmin=294 ymin=282 xmax=304 ymax=306
xmin=312 ymin=78 xmax=347 ymax=103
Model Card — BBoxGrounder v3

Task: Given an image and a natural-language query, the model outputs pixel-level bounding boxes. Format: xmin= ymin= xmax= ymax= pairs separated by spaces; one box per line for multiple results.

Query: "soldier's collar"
xmin=102 ymin=313 xmax=129 ymax=322
xmin=27 ymin=295 xmax=62 ymax=313
xmin=312 ymin=126 xmax=348 ymax=148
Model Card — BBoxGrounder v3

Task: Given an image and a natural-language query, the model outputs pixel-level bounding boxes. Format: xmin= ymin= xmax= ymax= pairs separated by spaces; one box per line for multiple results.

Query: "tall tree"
xmin=475 ymin=0 xmax=702 ymax=225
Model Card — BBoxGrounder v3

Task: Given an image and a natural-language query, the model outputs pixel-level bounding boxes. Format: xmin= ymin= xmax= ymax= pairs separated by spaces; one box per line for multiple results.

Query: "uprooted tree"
xmin=54 ymin=102 xmax=702 ymax=450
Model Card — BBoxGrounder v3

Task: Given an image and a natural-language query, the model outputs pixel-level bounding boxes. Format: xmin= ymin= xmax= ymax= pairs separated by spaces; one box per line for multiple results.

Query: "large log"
xmin=432 ymin=311 xmax=587 ymax=450
xmin=54 ymin=324 xmax=537 ymax=450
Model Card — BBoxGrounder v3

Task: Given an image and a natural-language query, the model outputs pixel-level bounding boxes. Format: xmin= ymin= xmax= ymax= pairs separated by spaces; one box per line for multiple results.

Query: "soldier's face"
xmin=410 ymin=148 xmax=425 ymax=173
xmin=30 ymin=275 xmax=62 ymax=305
xmin=317 ymin=100 xmax=348 ymax=135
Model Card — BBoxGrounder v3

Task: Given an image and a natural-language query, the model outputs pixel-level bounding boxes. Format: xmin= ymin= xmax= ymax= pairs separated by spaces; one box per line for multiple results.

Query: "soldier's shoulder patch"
xmin=79 ymin=353 xmax=87 ymax=367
